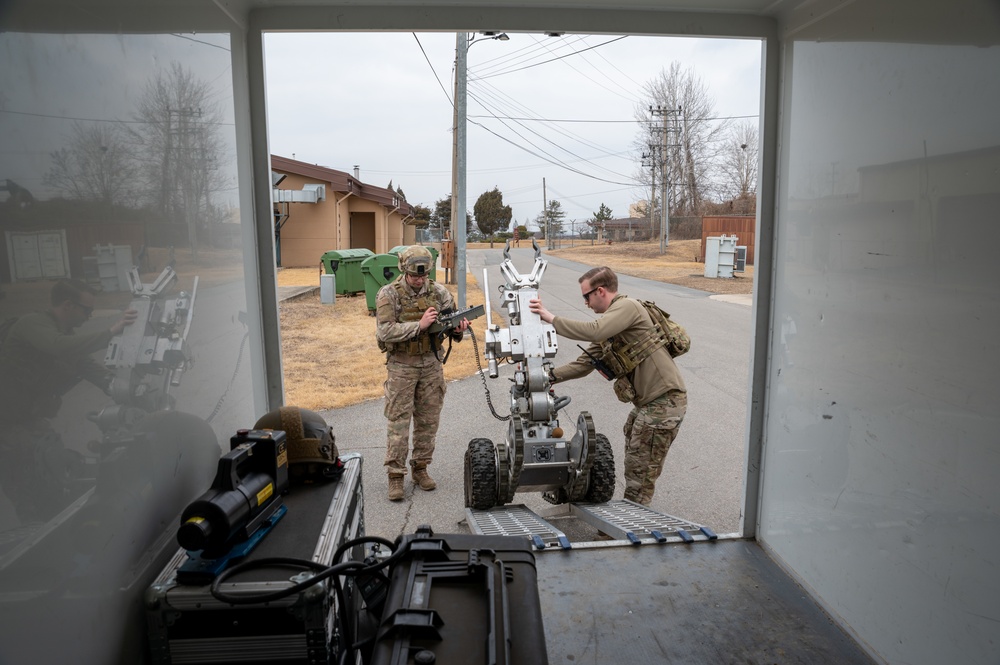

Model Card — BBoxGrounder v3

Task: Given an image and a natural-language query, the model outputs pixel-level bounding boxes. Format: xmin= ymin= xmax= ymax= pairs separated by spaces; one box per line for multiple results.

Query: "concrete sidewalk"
xmin=709 ymin=293 xmax=752 ymax=306
xmin=277 ymin=285 xmax=318 ymax=302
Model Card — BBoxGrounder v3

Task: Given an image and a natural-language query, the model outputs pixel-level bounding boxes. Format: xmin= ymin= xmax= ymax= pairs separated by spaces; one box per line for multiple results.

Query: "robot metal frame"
xmin=464 ymin=240 xmax=615 ymax=510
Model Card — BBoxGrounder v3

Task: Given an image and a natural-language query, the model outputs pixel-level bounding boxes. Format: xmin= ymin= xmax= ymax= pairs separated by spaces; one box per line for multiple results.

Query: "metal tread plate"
xmin=570 ymin=499 xmax=717 ymax=543
xmin=465 ymin=504 xmax=570 ymax=549
xmin=466 ymin=500 xmax=716 ymax=550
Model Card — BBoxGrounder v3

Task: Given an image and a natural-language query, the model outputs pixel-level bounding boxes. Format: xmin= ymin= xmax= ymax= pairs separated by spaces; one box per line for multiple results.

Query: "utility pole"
xmin=642 ymin=148 xmax=657 ymax=239
xmin=452 ymin=31 xmax=508 ymax=307
xmin=454 ymin=32 xmax=469 ymax=308
xmin=651 ymin=105 xmax=680 ymax=253
xmin=542 ymin=177 xmax=549 ymax=250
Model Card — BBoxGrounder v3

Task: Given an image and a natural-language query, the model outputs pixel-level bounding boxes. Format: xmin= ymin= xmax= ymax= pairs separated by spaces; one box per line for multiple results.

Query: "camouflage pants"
xmin=383 ymin=358 xmax=446 ymax=476
xmin=622 ymin=390 xmax=687 ymax=506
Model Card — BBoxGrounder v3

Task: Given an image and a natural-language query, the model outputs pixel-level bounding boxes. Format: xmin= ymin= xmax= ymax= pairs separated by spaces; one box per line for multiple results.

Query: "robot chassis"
xmin=464 ymin=240 xmax=615 ymax=510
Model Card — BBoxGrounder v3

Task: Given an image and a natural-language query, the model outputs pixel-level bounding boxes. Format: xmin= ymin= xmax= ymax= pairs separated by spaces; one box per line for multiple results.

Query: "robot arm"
xmin=95 ymin=266 xmax=198 ymax=430
xmin=482 ymin=241 xmax=566 ymax=424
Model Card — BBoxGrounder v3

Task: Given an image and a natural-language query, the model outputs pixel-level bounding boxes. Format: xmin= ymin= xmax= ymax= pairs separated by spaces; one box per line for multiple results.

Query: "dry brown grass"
xmin=546 ymin=239 xmax=753 ymax=295
xmin=145 ymin=246 xmax=246 ymax=290
xmin=278 ymin=273 xmax=493 ymax=411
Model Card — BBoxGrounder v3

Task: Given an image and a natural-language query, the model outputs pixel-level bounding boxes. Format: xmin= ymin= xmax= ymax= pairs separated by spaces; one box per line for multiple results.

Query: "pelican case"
xmin=144 ymin=453 xmax=364 ymax=665
xmin=371 ymin=526 xmax=547 ymax=665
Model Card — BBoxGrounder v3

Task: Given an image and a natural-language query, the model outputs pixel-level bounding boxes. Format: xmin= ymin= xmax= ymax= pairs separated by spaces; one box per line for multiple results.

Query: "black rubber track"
xmin=464 ymin=438 xmax=498 ymax=510
xmin=584 ymin=433 xmax=616 ymax=503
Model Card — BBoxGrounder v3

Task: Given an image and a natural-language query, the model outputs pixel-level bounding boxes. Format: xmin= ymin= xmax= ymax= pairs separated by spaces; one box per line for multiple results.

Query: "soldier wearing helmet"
xmin=374 ymin=246 xmax=469 ymax=501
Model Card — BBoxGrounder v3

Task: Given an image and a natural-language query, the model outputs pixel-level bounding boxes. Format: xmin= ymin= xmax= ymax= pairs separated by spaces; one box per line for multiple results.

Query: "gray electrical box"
xmin=320 ymin=273 xmax=336 ymax=304
xmin=704 ymin=235 xmax=738 ymax=279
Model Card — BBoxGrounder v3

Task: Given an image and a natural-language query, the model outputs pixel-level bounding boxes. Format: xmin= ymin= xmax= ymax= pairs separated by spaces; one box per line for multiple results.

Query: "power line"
xmin=469 ymin=82 xmax=631 ymax=170
xmin=475 ymin=36 xmax=629 ymax=80
xmin=527 ymin=34 xmax=640 ymax=104
xmin=412 ymin=32 xmax=453 ymax=106
xmin=169 ymin=33 xmax=231 ymax=52
xmin=469 ymin=113 xmax=759 ymax=123
xmin=470 ymin=34 xmax=591 ymax=79
xmin=468 ymin=89 xmax=635 ymax=184
xmin=0 ymin=108 xmax=234 ymax=126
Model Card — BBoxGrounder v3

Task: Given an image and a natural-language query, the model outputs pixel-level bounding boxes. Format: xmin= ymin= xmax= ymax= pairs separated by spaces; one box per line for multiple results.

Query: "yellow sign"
xmin=256 ymin=483 xmax=274 ymax=506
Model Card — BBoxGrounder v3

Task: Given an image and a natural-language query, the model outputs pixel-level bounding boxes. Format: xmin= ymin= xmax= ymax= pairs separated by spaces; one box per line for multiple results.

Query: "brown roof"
xmin=271 ymin=154 xmax=413 ymax=216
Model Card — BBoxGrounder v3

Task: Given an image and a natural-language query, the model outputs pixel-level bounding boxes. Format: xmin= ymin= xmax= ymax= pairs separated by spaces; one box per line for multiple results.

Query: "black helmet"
xmin=254 ymin=406 xmax=342 ymax=483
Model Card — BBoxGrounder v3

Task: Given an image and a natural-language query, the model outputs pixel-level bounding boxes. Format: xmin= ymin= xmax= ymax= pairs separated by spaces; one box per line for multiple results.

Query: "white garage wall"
xmin=761 ymin=17 xmax=1000 ymax=665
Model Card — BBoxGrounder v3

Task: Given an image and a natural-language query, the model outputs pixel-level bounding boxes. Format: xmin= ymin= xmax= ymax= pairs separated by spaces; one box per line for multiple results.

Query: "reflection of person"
xmin=529 ymin=266 xmax=687 ymax=506
xmin=375 ymin=246 xmax=468 ymax=501
xmin=0 ymin=278 xmax=137 ymax=523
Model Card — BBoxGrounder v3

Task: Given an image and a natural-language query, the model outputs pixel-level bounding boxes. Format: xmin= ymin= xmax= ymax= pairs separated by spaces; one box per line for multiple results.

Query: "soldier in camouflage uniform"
xmin=529 ymin=266 xmax=687 ymax=506
xmin=375 ymin=246 xmax=469 ymax=501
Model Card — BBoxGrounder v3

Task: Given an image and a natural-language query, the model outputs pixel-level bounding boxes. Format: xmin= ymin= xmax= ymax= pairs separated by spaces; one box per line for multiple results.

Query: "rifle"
xmin=577 ymin=344 xmax=616 ymax=381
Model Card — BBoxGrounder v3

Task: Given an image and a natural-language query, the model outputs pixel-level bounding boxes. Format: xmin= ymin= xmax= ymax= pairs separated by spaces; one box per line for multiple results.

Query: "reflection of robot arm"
xmin=102 ymin=266 xmax=198 ymax=413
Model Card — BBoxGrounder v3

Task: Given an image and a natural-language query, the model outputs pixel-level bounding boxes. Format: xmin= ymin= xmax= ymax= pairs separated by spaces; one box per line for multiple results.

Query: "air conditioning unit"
xmin=735 ymin=246 xmax=747 ymax=272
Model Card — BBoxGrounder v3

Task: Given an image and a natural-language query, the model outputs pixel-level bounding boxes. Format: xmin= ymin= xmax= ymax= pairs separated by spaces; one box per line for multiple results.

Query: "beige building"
xmin=271 ymin=155 xmax=417 ymax=267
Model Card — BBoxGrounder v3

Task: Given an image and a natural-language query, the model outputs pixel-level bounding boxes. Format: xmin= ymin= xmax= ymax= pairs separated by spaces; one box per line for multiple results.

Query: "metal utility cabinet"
xmin=704 ymin=234 xmax=738 ymax=278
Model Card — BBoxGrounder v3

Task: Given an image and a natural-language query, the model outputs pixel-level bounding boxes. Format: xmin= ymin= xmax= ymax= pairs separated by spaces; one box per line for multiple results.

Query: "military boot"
xmin=411 ymin=466 xmax=437 ymax=491
xmin=387 ymin=475 xmax=404 ymax=501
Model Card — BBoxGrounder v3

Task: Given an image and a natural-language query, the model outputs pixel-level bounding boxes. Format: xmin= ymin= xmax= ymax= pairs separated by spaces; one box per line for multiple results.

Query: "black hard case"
xmin=145 ymin=454 xmax=364 ymax=665
xmin=371 ymin=530 xmax=547 ymax=665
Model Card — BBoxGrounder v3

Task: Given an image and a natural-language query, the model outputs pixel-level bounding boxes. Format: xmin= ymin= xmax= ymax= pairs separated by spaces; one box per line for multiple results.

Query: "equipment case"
xmin=371 ymin=528 xmax=547 ymax=665
xmin=145 ymin=454 xmax=364 ymax=665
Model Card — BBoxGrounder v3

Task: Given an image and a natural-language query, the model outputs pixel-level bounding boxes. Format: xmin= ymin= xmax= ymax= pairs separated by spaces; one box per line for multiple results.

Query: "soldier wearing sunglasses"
xmin=529 ymin=266 xmax=687 ymax=506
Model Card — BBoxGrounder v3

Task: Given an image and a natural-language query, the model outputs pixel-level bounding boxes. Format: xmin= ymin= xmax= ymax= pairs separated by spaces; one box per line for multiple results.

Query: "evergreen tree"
xmin=589 ymin=203 xmax=614 ymax=237
xmin=534 ymin=199 xmax=566 ymax=240
xmin=473 ymin=187 xmax=513 ymax=248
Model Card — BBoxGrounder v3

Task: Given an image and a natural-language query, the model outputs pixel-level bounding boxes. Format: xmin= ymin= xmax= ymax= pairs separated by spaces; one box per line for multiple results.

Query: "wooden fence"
xmin=700 ymin=215 xmax=756 ymax=265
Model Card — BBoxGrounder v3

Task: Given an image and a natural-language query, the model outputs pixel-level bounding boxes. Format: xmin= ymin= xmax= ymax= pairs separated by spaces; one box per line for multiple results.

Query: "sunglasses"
xmin=582 ymin=287 xmax=600 ymax=303
xmin=73 ymin=301 xmax=94 ymax=317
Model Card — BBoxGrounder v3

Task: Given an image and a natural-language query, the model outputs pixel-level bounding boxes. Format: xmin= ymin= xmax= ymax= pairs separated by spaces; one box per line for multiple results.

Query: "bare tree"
xmin=633 ymin=62 xmax=730 ymax=217
xmin=132 ymin=62 xmax=229 ymax=254
xmin=719 ymin=120 xmax=758 ymax=200
xmin=44 ymin=122 xmax=137 ymax=206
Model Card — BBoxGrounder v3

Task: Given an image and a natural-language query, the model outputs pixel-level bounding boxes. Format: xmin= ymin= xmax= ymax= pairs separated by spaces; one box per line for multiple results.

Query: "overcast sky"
xmin=265 ymin=32 xmax=762 ymax=230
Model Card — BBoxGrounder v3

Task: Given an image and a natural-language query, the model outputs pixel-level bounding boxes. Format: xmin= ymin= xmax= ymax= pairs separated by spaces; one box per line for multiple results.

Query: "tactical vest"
xmin=598 ymin=298 xmax=690 ymax=403
xmin=382 ymin=278 xmax=438 ymax=355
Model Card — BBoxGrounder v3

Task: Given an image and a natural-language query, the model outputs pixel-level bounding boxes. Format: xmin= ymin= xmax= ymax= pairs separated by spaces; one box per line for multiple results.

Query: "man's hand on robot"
xmin=528 ymin=298 xmax=554 ymax=324
xmin=109 ymin=308 xmax=140 ymax=335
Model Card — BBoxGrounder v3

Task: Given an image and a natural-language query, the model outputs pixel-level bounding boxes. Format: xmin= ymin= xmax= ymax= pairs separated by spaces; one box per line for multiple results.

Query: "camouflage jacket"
xmin=551 ymin=294 xmax=685 ymax=406
xmin=375 ymin=277 xmax=457 ymax=364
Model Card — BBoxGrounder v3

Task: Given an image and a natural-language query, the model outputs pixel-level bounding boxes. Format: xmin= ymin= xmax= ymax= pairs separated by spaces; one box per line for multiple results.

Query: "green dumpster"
xmin=388 ymin=245 xmax=439 ymax=281
xmin=361 ymin=254 xmax=404 ymax=313
xmin=320 ymin=248 xmax=374 ymax=295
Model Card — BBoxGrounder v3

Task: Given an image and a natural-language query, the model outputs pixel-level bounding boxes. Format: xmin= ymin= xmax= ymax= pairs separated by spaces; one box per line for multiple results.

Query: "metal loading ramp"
xmin=465 ymin=500 xmax=717 ymax=550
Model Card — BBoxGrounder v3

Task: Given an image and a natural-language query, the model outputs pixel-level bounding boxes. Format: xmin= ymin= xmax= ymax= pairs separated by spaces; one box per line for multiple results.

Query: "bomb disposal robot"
xmin=464 ymin=240 xmax=615 ymax=510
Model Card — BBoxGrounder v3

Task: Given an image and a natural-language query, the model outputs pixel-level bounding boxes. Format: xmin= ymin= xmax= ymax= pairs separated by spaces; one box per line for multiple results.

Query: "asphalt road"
xmin=319 ymin=247 xmax=753 ymax=543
